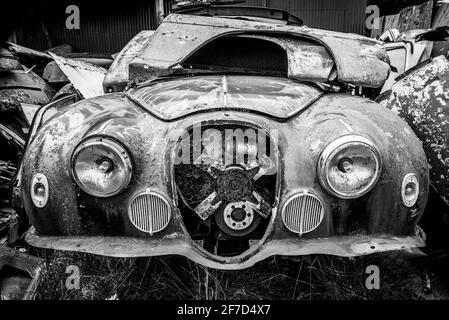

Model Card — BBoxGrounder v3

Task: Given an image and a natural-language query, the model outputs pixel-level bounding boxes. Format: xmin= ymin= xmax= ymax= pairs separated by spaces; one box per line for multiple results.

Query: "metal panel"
xmin=267 ymin=0 xmax=368 ymax=33
xmin=17 ymin=2 xmax=156 ymax=53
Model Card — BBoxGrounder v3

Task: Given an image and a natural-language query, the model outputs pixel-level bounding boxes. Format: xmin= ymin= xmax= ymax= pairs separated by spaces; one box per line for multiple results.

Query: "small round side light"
xmin=31 ymin=173 xmax=49 ymax=208
xmin=401 ymin=173 xmax=419 ymax=208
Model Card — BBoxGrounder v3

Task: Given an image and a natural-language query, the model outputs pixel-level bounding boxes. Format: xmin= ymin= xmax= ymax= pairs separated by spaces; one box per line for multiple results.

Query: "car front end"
xmin=19 ymin=74 xmax=428 ymax=270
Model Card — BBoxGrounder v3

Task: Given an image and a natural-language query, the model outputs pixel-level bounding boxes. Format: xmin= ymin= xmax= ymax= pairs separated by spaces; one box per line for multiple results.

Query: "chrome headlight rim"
xmin=318 ymin=135 xmax=382 ymax=200
xmin=71 ymin=135 xmax=133 ymax=198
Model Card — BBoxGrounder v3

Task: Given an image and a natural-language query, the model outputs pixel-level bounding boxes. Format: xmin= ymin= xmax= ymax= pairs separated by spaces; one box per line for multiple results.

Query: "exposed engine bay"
xmin=174 ymin=124 xmax=278 ymax=257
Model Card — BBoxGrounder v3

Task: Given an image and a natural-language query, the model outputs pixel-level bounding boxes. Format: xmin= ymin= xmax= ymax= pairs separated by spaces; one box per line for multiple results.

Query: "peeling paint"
xmin=380 ymin=56 xmax=449 ymax=205
xmin=126 ymin=14 xmax=390 ymax=88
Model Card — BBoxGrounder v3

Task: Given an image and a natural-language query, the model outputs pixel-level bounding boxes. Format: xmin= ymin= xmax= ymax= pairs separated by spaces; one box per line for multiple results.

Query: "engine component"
xmin=215 ymin=201 xmax=261 ymax=237
xmin=223 ymin=203 xmax=254 ymax=231
xmin=174 ymin=124 xmax=277 ymax=254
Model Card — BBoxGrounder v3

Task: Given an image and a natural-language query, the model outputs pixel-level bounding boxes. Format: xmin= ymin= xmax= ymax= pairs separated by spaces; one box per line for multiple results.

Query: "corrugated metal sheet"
xmin=16 ymin=0 xmax=367 ymax=53
xmin=167 ymin=0 xmax=368 ymax=34
xmin=266 ymin=0 xmax=368 ymax=34
xmin=17 ymin=2 xmax=156 ymax=53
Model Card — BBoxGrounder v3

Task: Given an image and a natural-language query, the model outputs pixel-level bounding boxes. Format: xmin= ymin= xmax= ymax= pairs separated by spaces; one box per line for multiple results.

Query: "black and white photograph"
xmin=1 ymin=0 xmax=449 ymax=310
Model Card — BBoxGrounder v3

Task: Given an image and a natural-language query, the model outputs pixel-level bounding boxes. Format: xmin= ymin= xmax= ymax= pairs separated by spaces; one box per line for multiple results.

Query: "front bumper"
xmin=26 ymin=226 xmax=426 ymax=270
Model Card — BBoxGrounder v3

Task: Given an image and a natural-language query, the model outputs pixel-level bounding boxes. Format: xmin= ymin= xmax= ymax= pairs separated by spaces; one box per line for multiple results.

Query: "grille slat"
xmin=282 ymin=193 xmax=324 ymax=235
xmin=128 ymin=192 xmax=171 ymax=235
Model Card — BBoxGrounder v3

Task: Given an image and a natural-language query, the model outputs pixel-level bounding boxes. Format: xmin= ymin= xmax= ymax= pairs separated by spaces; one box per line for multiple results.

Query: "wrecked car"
xmin=13 ymin=5 xmax=430 ymax=270
xmin=379 ymin=55 xmax=449 ymax=208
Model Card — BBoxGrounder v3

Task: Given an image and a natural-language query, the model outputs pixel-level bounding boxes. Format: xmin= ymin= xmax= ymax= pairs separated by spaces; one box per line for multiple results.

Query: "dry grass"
xmin=31 ymin=249 xmax=436 ymax=300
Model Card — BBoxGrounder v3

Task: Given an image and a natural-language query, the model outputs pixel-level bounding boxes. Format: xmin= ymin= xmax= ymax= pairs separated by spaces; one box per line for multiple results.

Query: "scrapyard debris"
xmin=380 ymin=29 xmax=434 ymax=93
xmin=0 ymin=69 xmax=54 ymax=111
xmin=0 ymin=123 xmax=25 ymax=151
xmin=60 ymin=52 xmax=113 ymax=68
xmin=49 ymin=53 xmax=107 ymax=99
xmin=379 ymin=55 xmax=449 ymax=207
xmin=103 ymin=30 xmax=155 ymax=92
xmin=0 ymin=160 xmax=15 ymax=237
xmin=5 ymin=41 xmax=52 ymax=61
xmin=0 ymin=44 xmax=111 ymax=258
xmin=416 ymin=26 xmax=449 ymax=42
xmin=4 ymin=42 xmax=53 ymax=76
xmin=43 ymin=53 xmax=113 ymax=87
xmin=0 ymin=245 xmax=44 ymax=300
xmin=45 ymin=44 xmax=73 ymax=56
xmin=0 ymin=161 xmax=17 ymax=227
xmin=42 ymin=61 xmax=69 ymax=85
xmin=422 ymin=269 xmax=432 ymax=294
xmin=0 ymin=48 xmax=22 ymax=72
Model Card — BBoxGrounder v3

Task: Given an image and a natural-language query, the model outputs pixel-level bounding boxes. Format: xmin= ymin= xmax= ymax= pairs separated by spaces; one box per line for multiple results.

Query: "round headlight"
xmin=72 ymin=137 xmax=132 ymax=197
xmin=318 ymin=135 xmax=382 ymax=199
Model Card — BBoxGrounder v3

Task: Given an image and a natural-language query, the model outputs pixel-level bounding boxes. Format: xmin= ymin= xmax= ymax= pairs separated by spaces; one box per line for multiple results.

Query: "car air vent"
xmin=281 ymin=193 xmax=324 ymax=235
xmin=128 ymin=191 xmax=171 ymax=235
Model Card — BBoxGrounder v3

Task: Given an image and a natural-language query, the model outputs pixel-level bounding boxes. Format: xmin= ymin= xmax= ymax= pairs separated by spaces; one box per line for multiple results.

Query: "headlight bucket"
xmin=318 ymin=135 xmax=382 ymax=199
xmin=72 ymin=136 xmax=132 ymax=197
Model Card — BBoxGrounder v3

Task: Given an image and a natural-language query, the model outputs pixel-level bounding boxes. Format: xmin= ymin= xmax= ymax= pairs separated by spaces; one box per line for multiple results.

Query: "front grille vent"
xmin=128 ymin=191 xmax=171 ymax=234
xmin=281 ymin=193 xmax=324 ymax=235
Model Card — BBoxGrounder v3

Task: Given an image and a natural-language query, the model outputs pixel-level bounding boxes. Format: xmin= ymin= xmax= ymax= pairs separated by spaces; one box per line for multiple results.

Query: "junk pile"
xmin=0 ymin=41 xmax=112 ymax=299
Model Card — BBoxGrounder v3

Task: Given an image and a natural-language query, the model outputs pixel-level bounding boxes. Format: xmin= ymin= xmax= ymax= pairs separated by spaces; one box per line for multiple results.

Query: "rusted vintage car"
xmin=12 ymin=5 xmax=430 ymax=270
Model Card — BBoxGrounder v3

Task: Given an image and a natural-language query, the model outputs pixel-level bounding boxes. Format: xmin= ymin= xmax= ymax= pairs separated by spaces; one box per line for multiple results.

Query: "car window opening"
xmin=181 ymin=36 xmax=288 ymax=77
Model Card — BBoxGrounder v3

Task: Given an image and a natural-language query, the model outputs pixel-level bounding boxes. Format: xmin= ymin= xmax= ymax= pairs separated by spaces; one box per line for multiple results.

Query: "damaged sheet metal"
xmin=103 ymin=30 xmax=155 ymax=93
xmin=50 ymin=53 xmax=107 ymax=99
xmin=21 ymin=82 xmax=429 ymax=268
xmin=5 ymin=42 xmax=52 ymax=61
xmin=44 ymin=54 xmax=114 ymax=86
xmin=379 ymin=55 xmax=449 ymax=205
xmin=382 ymin=36 xmax=433 ymax=93
xmin=128 ymin=14 xmax=390 ymax=88
xmin=126 ymin=75 xmax=322 ymax=120
xmin=42 ymin=61 xmax=69 ymax=84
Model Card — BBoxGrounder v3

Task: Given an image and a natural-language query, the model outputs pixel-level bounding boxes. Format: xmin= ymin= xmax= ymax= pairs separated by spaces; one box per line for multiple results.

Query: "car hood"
xmin=125 ymin=75 xmax=323 ymax=121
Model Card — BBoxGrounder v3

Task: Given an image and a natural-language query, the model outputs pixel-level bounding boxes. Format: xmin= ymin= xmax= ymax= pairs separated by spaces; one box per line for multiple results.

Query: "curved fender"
xmin=378 ymin=56 xmax=449 ymax=206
